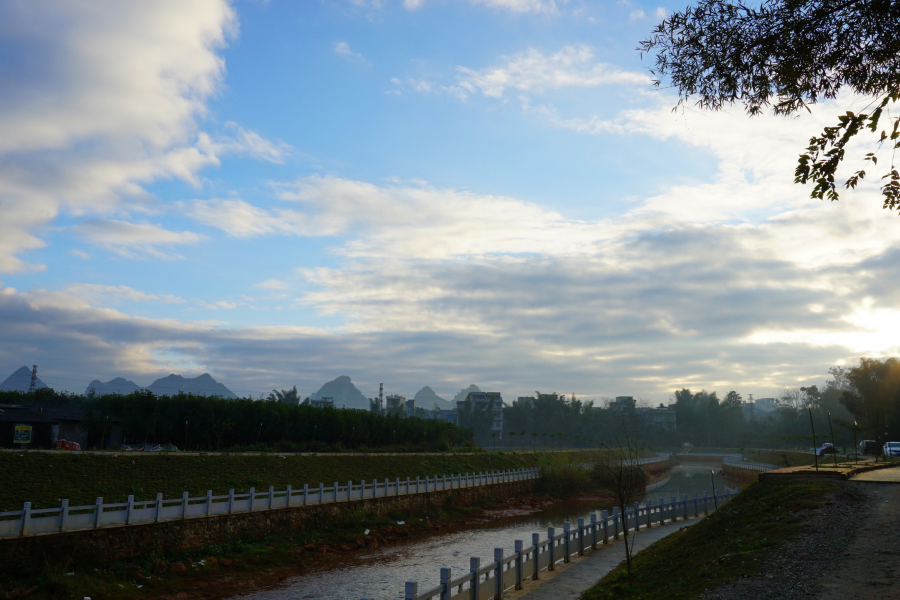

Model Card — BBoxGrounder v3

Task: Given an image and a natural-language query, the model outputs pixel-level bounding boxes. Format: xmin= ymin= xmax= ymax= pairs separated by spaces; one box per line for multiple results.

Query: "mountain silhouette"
xmin=85 ymin=377 xmax=142 ymax=396
xmin=310 ymin=375 xmax=368 ymax=409
xmin=146 ymin=373 xmax=237 ymax=399
xmin=453 ymin=384 xmax=482 ymax=405
xmin=414 ymin=386 xmax=454 ymax=410
xmin=0 ymin=366 xmax=48 ymax=392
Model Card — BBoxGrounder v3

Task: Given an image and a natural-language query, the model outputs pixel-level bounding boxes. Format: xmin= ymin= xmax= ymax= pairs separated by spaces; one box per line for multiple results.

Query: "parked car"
xmin=816 ymin=443 xmax=839 ymax=456
xmin=858 ymin=440 xmax=880 ymax=455
xmin=883 ymin=442 xmax=900 ymax=458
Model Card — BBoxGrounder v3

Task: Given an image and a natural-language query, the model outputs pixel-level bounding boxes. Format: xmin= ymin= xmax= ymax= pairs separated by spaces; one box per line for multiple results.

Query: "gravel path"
xmin=701 ymin=480 xmax=898 ymax=600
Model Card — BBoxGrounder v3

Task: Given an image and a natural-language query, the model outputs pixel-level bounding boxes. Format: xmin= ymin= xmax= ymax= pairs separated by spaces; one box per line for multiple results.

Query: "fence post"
xmin=531 ymin=533 xmax=540 ymax=579
xmin=396 ymin=477 xmax=401 ymax=495
xmin=227 ymin=490 xmax=234 ymax=515
xmin=205 ymin=490 xmax=212 ymax=516
xmin=21 ymin=502 xmax=31 ymax=536
xmin=440 ymin=567 xmax=452 ymax=600
xmin=94 ymin=497 xmax=103 ymax=529
xmin=182 ymin=492 xmax=189 ymax=519
xmin=514 ymin=540 xmax=524 ymax=590
xmin=645 ymin=500 xmax=652 ymax=528
xmin=682 ymin=494 xmax=688 ymax=519
xmin=494 ymin=548 xmax=504 ymax=599
xmin=601 ymin=510 xmax=609 ymax=544
xmin=286 ymin=484 xmax=292 ymax=508
xmin=374 ymin=478 xmax=379 ymax=498
xmin=268 ymin=486 xmax=274 ymax=509
xmin=612 ymin=507 xmax=620 ymax=539
xmin=590 ymin=513 xmax=598 ymax=549
xmin=547 ymin=527 xmax=555 ymax=570
xmin=406 ymin=477 xmax=410 ymax=494
xmin=347 ymin=481 xmax=352 ymax=502
xmin=335 ymin=482 xmax=340 ymax=502
xmin=60 ymin=499 xmax=69 ymax=532
xmin=470 ymin=557 xmax=480 ymax=600
xmin=405 ymin=581 xmax=418 ymax=600
xmin=670 ymin=496 xmax=677 ymax=521
xmin=693 ymin=492 xmax=698 ymax=517
xmin=703 ymin=492 xmax=708 ymax=515
xmin=577 ymin=517 xmax=585 ymax=555
xmin=126 ymin=495 xmax=135 ymax=525
xmin=633 ymin=502 xmax=640 ymax=531
xmin=249 ymin=488 xmax=255 ymax=512
xmin=416 ymin=476 xmax=420 ymax=493
xmin=361 ymin=480 xmax=366 ymax=501
xmin=319 ymin=483 xmax=324 ymax=504
xmin=302 ymin=484 xmax=308 ymax=506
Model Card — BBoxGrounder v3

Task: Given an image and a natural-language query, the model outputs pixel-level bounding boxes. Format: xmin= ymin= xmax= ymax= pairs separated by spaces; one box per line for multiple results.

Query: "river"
xmin=227 ymin=466 xmax=741 ymax=600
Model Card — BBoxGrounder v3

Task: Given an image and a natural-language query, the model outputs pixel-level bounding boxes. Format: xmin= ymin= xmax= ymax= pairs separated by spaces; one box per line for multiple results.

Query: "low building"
xmin=309 ymin=397 xmax=334 ymax=408
xmin=0 ymin=404 xmax=123 ymax=449
xmin=430 ymin=407 xmax=457 ymax=425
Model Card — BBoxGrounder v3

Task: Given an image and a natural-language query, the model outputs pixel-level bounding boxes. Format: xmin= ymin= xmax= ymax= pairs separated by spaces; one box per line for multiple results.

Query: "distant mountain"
xmin=453 ymin=384 xmax=481 ymax=405
xmin=146 ymin=373 xmax=237 ymax=399
xmin=85 ymin=377 xmax=142 ymax=396
xmin=414 ymin=386 xmax=455 ymax=410
xmin=310 ymin=375 xmax=369 ymax=409
xmin=0 ymin=366 xmax=48 ymax=392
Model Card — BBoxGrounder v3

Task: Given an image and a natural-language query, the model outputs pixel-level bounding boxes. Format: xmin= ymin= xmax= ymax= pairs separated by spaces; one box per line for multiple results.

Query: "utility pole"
xmin=379 ymin=383 xmax=384 ymax=412
xmin=808 ymin=403 xmax=818 ymax=472
xmin=28 ymin=365 xmax=38 ymax=395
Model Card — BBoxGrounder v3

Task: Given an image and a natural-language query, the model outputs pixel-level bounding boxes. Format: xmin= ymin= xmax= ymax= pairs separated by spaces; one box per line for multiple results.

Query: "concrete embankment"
xmin=0 ymin=479 xmax=535 ymax=572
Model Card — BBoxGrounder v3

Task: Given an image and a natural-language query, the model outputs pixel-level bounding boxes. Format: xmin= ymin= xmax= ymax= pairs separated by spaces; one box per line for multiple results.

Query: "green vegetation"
xmin=744 ymin=449 xmax=817 ymax=468
xmin=580 ymin=479 xmax=854 ymax=600
xmin=0 ymin=389 xmax=471 ymax=452
xmin=0 ymin=450 xmax=605 ymax=510
xmin=535 ymin=452 xmax=592 ymax=496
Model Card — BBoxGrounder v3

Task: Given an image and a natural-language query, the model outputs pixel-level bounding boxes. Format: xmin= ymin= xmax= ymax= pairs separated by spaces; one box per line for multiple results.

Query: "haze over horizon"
xmin=1 ymin=1 xmax=897 ymax=403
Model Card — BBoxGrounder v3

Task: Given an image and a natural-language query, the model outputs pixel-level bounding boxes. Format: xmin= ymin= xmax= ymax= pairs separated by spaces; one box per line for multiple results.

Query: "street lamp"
xmin=710 ymin=469 xmax=718 ymax=510
xmin=853 ymin=420 xmax=858 ymax=465
xmin=807 ymin=403 xmax=818 ymax=472
xmin=826 ymin=412 xmax=838 ymax=467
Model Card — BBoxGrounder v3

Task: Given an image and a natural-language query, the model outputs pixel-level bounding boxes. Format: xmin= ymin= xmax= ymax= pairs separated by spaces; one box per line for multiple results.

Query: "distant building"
xmin=309 ymin=397 xmax=334 ymax=408
xmin=606 ymin=396 xmax=676 ymax=429
xmin=608 ymin=396 xmax=636 ymax=411
xmin=459 ymin=391 xmax=504 ymax=439
xmin=0 ymin=404 xmax=123 ymax=449
xmin=743 ymin=397 xmax=778 ymax=420
xmin=431 ymin=406 xmax=458 ymax=425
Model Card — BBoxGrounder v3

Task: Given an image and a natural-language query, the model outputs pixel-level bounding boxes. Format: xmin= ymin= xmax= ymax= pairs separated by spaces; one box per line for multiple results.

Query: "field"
xmin=0 ymin=450 xmax=607 ymax=510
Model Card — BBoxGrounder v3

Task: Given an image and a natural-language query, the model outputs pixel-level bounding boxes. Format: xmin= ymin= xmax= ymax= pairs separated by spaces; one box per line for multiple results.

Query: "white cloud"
xmin=630 ymin=9 xmax=646 ymax=19
xmin=404 ymin=0 xmax=563 ymax=13
xmin=63 ymin=283 xmax=185 ymax=305
xmin=73 ymin=220 xmax=205 ymax=259
xmin=254 ymin=279 xmax=291 ymax=290
xmin=402 ymin=45 xmax=650 ymax=101
xmin=0 ymin=1 xmax=246 ymax=272
xmin=199 ymin=124 xmax=292 ymax=164
xmin=334 ymin=41 xmax=370 ymax=65
xmin=655 ymin=7 xmax=666 ymax=18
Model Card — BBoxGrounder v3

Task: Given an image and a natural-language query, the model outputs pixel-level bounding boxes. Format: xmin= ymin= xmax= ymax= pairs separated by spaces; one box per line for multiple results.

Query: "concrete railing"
xmin=722 ymin=456 xmax=780 ymax=472
xmin=0 ymin=468 xmax=538 ymax=539
xmin=392 ymin=487 xmax=738 ymax=600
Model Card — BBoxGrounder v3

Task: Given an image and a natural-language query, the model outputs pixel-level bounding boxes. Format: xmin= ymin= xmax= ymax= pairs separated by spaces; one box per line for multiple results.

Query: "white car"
xmin=883 ymin=442 xmax=900 ymax=458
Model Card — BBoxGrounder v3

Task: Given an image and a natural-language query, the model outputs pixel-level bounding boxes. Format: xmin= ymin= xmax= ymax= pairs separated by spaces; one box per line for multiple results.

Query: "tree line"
xmin=0 ymin=389 xmax=473 ymax=452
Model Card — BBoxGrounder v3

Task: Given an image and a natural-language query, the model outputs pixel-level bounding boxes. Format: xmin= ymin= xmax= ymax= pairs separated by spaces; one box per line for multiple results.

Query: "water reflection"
xmin=228 ymin=465 xmax=741 ymax=600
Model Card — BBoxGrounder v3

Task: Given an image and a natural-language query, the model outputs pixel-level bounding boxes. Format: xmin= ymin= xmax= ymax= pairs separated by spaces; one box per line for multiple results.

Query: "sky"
xmin=1 ymin=0 xmax=899 ymax=403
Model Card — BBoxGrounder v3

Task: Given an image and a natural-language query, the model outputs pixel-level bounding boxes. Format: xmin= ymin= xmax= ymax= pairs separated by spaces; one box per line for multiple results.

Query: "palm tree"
xmin=267 ymin=386 xmax=300 ymax=405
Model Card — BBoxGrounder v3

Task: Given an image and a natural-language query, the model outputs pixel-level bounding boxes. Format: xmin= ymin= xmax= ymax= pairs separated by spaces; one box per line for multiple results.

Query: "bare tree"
xmin=593 ymin=416 xmax=648 ymax=578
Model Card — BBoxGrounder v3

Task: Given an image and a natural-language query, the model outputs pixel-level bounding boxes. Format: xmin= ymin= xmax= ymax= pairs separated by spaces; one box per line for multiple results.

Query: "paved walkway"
xmin=851 ymin=465 xmax=900 ymax=482
xmin=505 ymin=514 xmax=705 ymax=600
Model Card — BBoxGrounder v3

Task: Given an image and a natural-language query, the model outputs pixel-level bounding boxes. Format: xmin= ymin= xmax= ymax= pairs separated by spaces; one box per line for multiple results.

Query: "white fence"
xmin=393 ymin=487 xmax=737 ymax=600
xmin=0 ymin=468 xmax=538 ymax=539
xmin=722 ymin=456 xmax=780 ymax=472
xmin=0 ymin=454 xmax=672 ymax=540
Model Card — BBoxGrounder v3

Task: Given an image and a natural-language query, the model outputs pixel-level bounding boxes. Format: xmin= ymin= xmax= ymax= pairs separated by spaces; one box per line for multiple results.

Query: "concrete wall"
xmin=0 ymin=479 xmax=535 ymax=573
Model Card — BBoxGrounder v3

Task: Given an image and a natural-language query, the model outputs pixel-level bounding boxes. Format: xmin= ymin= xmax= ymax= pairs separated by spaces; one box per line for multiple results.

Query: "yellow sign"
xmin=14 ymin=425 xmax=32 ymax=444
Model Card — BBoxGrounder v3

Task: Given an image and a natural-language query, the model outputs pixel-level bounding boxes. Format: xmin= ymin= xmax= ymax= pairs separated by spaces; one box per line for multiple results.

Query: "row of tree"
xmin=1 ymin=389 xmax=472 ymax=452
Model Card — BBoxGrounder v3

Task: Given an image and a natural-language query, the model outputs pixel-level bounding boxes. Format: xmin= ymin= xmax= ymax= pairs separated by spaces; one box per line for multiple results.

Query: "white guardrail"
xmin=721 ymin=456 xmax=781 ymax=472
xmin=386 ymin=486 xmax=737 ymax=600
xmin=0 ymin=454 xmax=672 ymax=540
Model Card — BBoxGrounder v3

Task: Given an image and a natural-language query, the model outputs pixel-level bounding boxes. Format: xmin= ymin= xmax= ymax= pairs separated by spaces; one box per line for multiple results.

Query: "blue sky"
xmin=2 ymin=0 xmax=898 ymax=403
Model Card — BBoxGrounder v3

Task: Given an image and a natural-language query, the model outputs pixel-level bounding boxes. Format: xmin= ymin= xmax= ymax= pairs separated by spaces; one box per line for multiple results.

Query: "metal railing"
xmin=392 ymin=487 xmax=738 ymax=600
xmin=721 ymin=456 xmax=780 ymax=472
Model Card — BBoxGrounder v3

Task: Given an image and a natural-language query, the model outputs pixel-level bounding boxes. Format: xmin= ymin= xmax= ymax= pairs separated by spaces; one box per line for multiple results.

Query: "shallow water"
xmin=226 ymin=467 xmax=740 ymax=600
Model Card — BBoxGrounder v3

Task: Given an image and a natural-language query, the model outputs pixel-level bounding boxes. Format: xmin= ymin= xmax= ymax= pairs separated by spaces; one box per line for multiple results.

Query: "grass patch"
xmin=580 ymin=479 xmax=847 ymax=600
xmin=0 ymin=450 xmax=606 ymax=510
xmin=743 ymin=449 xmax=819 ymax=467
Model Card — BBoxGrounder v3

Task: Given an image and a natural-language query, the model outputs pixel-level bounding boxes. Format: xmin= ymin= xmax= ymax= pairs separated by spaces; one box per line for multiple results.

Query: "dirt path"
xmin=816 ymin=476 xmax=900 ymax=599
